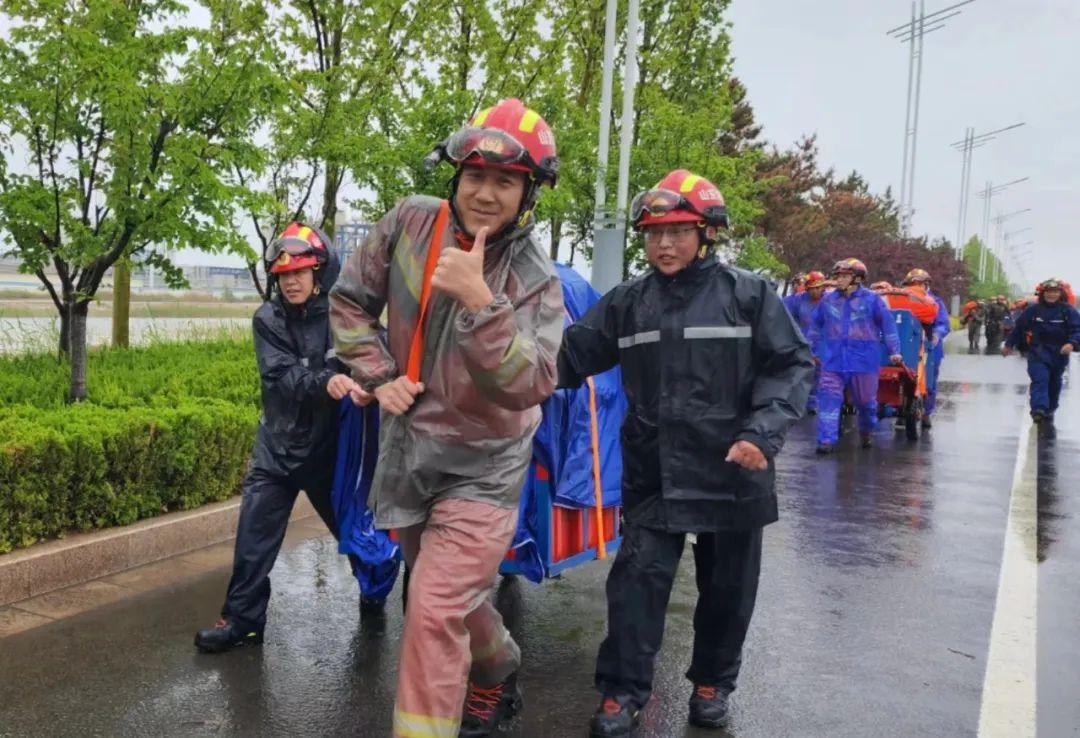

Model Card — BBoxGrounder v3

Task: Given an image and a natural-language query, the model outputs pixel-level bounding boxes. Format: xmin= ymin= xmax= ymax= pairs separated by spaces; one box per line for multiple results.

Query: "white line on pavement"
xmin=977 ymin=416 xmax=1037 ymax=738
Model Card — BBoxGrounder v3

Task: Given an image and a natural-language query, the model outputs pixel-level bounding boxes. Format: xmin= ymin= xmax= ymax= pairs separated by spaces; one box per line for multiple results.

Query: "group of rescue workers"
xmin=185 ymin=97 xmax=1076 ymax=738
xmin=782 ymin=262 xmax=949 ymax=454
xmin=960 ymin=294 xmax=1013 ymax=354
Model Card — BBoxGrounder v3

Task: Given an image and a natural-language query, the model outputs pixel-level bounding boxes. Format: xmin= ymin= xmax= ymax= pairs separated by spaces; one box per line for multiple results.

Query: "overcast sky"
xmin=726 ymin=0 xmax=1080 ymax=289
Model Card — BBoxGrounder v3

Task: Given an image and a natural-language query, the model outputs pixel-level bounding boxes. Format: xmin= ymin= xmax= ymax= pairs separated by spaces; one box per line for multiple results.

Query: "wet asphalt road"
xmin=1 ymin=335 xmax=1076 ymax=737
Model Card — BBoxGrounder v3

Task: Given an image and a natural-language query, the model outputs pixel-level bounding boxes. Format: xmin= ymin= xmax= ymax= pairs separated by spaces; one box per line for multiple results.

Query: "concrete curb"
xmin=0 ymin=495 xmax=315 ymax=608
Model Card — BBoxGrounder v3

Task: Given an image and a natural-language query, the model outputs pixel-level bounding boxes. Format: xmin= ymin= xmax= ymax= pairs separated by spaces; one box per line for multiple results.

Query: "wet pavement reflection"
xmin=1 ymin=337 xmax=1076 ymax=737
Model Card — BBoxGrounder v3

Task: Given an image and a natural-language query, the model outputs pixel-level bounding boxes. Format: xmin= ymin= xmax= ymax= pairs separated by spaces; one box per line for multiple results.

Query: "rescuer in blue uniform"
xmin=1003 ymin=278 xmax=1080 ymax=428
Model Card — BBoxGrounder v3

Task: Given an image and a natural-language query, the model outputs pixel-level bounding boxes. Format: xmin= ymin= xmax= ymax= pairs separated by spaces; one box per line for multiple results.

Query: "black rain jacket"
xmin=557 ymin=254 xmax=815 ymax=532
xmin=251 ymin=232 xmax=346 ymax=478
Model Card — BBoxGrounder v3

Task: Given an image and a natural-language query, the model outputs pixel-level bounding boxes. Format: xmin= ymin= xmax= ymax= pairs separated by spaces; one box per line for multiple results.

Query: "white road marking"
xmin=977 ymin=417 xmax=1037 ymax=738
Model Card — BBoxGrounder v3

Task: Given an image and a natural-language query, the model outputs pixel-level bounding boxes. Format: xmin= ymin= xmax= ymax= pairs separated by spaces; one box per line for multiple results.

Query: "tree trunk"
xmin=248 ymin=260 xmax=270 ymax=301
xmin=58 ymin=306 xmax=71 ymax=360
xmin=112 ymin=259 xmax=131 ymax=348
xmin=321 ymin=162 xmax=341 ymax=237
xmin=68 ymin=300 xmax=90 ymax=403
xmin=549 ymin=218 xmax=562 ymax=261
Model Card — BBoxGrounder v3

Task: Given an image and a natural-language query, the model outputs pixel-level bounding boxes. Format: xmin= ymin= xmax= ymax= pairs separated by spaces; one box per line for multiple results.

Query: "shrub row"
xmin=0 ymin=335 xmax=260 ymax=552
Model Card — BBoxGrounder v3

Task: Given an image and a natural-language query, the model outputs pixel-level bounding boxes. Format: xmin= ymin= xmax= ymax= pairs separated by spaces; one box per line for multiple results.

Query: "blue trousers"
xmin=1028 ymin=354 xmax=1068 ymax=414
xmin=816 ymin=370 xmax=879 ymax=445
xmin=924 ymin=351 xmax=943 ymax=416
xmin=807 ymin=364 xmax=820 ymax=412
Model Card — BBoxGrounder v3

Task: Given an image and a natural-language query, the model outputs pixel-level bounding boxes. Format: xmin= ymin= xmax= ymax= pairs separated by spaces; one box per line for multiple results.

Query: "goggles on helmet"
xmin=630 ymin=188 xmax=727 ymax=228
xmin=442 ymin=127 xmax=535 ymax=172
xmin=264 ymin=236 xmax=319 ymax=265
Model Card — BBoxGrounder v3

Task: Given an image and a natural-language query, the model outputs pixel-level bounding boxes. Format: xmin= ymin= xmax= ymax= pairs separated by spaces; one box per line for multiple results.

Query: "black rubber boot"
xmin=815 ymin=443 xmax=835 ymax=455
xmin=921 ymin=415 xmax=933 ymax=430
xmin=458 ymin=673 xmax=523 ymax=737
xmin=194 ymin=618 xmax=263 ymax=654
xmin=360 ymin=596 xmax=386 ymax=616
xmin=688 ymin=685 xmax=730 ymax=729
xmin=589 ymin=695 xmax=640 ymax=738
xmin=860 ymin=433 xmax=873 ymax=449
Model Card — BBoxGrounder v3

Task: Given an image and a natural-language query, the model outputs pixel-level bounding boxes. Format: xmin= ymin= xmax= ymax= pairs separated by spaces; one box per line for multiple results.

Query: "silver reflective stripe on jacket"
xmin=618 ymin=331 xmax=661 ymax=349
xmin=684 ymin=326 xmax=753 ymax=339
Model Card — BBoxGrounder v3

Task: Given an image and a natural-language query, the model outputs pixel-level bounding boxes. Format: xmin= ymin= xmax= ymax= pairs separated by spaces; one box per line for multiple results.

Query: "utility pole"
xmin=591 ymin=0 xmax=641 ymax=294
xmin=989 ymin=209 xmax=1032 ymax=282
xmin=887 ymin=0 xmax=976 ymax=236
xmin=950 ymin=122 xmax=1024 ymax=259
xmin=975 ymin=178 xmax=1028 ymax=280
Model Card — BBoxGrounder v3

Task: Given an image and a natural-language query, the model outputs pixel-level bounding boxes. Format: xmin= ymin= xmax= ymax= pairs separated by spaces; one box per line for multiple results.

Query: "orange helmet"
xmin=266 ymin=222 xmax=328 ymax=274
xmin=804 ymin=271 xmax=829 ymax=289
xmin=903 ymin=268 xmax=931 ymax=285
xmin=429 ymin=98 xmax=558 ymax=186
xmin=832 ymin=258 xmax=868 ymax=280
xmin=630 ymin=169 xmax=729 ymax=230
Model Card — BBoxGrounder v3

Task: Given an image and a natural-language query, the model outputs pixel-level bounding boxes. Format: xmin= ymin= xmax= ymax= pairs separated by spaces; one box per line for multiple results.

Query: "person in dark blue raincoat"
xmin=194 ymin=223 xmax=377 ymax=654
xmin=1003 ymin=278 xmax=1080 ymax=428
xmin=782 ymin=270 xmax=829 ymax=413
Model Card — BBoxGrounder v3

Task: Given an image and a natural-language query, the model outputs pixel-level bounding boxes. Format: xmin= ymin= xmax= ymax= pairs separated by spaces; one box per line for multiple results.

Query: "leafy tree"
xmin=232 ymin=0 xmax=425 ymax=298
xmin=962 ymin=236 xmax=1011 ymax=299
xmin=0 ymin=0 xmax=274 ymax=400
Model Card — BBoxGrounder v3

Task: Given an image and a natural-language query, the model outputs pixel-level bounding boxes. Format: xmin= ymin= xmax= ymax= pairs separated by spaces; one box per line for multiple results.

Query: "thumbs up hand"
xmin=432 ymin=226 xmax=495 ymax=313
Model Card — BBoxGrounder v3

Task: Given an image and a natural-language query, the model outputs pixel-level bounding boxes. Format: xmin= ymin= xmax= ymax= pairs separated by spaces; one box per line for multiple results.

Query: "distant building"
xmin=335 ymin=223 xmax=372 ymax=263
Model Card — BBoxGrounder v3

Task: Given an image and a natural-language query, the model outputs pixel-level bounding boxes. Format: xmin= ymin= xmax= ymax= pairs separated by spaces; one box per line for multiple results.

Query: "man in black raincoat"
xmin=557 ymin=170 xmax=815 ymax=736
xmin=194 ymin=223 xmax=375 ymax=653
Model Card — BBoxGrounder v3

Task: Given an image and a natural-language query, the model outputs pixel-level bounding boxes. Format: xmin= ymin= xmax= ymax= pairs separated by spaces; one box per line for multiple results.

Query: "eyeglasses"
xmin=642 ymin=224 xmax=699 ymax=244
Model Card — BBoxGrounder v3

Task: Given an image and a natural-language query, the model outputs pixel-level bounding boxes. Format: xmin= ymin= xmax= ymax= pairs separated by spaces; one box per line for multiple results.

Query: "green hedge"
xmin=0 ymin=336 xmax=260 ymax=553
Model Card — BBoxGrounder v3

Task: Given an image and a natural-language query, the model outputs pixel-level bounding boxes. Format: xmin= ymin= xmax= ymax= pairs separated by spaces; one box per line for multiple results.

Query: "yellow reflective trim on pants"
xmin=518 ymin=109 xmax=540 ymax=133
xmin=679 ymin=173 xmax=700 ymax=193
xmin=393 ymin=708 xmax=460 ymax=738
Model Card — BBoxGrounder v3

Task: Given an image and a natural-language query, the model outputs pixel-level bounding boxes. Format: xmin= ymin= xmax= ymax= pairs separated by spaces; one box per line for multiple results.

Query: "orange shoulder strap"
xmin=405 ymin=199 xmax=450 ymax=383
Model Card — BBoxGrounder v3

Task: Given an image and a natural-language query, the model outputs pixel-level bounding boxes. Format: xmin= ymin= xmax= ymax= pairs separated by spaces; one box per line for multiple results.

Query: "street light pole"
xmin=591 ymin=0 xmax=639 ymax=294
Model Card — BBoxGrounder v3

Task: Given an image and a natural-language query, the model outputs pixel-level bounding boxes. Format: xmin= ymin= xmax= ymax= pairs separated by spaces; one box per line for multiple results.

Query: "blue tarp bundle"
xmin=330 ymin=399 xmax=401 ymax=600
xmin=507 ymin=264 xmax=627 ymax=582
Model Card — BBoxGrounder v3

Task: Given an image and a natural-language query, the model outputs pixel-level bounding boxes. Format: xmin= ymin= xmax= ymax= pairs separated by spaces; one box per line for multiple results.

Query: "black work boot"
xmin=459 ymin=672 xmax=523 ymax=737
xmin=194 ymin=618 xmax=263 ymax=653
xmin=688 ymin=684 xmax=730 ymax=729
xmin=860 ymin=432 xmax=873 ymax=449
xmin=589 ymin=695 xmax=640 ymax=737
xmin=921 ymin=414 xmax=933 ymax=430
xmin=359 ymin=596 xmax=386 ymax=616
xmin=815 ymin=443 xmax=835 ymax=455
